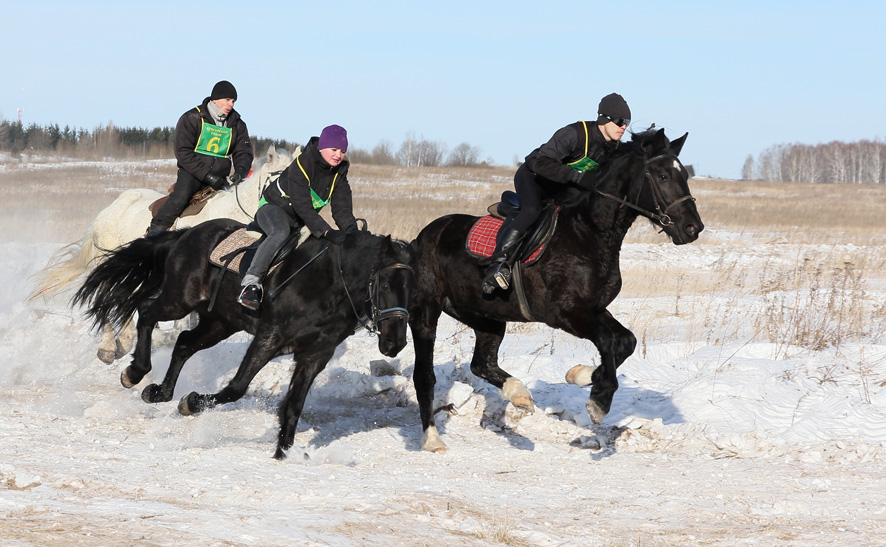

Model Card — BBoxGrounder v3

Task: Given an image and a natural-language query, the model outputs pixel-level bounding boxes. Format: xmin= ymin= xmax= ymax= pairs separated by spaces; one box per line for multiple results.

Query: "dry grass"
xmin=4 ymin=154 xmax=885 ymax=349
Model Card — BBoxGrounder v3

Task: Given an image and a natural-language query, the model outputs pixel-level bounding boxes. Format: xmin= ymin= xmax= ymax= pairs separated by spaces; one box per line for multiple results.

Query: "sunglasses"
xmin=605 ymin=116 xmax=630 ymax=127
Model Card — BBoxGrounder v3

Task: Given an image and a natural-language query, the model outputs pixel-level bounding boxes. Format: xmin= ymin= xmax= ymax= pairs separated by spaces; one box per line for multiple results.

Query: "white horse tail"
xmin=29 ymin=219 xmax=104 ymax=301
xmin=30 ymin=189 xmax=148 ymax=301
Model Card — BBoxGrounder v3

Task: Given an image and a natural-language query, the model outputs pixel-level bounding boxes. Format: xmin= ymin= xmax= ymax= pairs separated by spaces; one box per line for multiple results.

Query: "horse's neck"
xmin=196 ymin=166 xmax=267 ymax=223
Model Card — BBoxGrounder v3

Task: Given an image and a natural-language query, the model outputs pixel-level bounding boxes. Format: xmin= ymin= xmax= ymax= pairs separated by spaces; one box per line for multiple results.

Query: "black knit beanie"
xmin=596 ymin=93 xmax=631 ymax=124
xmin=210 ymin=80 xmax=238 ymax=101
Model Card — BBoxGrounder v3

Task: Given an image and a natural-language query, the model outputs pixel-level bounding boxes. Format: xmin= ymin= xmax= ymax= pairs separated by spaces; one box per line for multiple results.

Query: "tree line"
xmin=742 ymin=139 xmax=886 ymax=184
xmin=0 ymin=120 xmax=489 ymax=167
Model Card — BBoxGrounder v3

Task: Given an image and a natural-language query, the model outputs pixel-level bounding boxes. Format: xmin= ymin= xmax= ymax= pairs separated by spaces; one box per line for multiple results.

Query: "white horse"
xmin=31 ymin=145 xmax=297 ymax=363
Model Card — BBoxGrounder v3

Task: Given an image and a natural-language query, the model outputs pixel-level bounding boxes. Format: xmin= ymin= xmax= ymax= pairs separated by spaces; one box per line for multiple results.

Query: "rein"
xmin=595 ymin=153 xmax=695 ymax=227
xmin=234 ymin=168 xmax=285 ymax=221
xmin=336 ymin=245 xmax=415 ymax=335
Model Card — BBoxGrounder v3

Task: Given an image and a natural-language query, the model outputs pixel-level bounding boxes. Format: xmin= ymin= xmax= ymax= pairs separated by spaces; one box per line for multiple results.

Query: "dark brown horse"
xmin=408 ymin=129 xmax=703 ymax=452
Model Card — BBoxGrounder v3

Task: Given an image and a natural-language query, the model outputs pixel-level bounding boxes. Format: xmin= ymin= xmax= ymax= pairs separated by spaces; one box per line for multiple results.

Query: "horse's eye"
xmin=659 ymin=173 xmax=669 ymax=182
xmin=383 ymin=283 xmax=390 ymax=290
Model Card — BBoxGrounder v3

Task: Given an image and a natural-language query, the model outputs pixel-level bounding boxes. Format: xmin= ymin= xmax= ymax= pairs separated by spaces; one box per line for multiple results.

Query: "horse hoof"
xmin=510 ymin=395 xmax=534 ymax=412
xmin=273 ymin=446 xmax=288 ymax=460
xmin=565 ymin=365 xmax=595 ymax=387
xmin=120 ymin=368 xmax=139 ymax=389
xmin=422 ymin=427 xmax=448 ymax=453
xmin=178 ymin=392 xmax=203 ymax=416
xmin=502 ymin=377 xmax=534 ymax=411
xmin=97 ymin=349 xmax=116 ymax=365
xmin=141 ymin=384 xmax=168 ymax=404
xmin=586 ymin=399 xmax=607 ymax=425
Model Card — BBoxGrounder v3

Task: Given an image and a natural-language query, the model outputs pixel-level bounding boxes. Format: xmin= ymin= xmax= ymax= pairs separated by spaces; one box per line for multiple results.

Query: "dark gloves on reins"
xmin=324 ymin=229 xmax=347 ymax=245
xmin=204 ymin=173 xmax=226 ymax=190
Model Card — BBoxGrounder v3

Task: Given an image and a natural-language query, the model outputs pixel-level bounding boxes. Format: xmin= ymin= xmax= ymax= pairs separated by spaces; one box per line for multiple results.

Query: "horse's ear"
xmin=381 ymin=235 xmax=393 ymax=252
xmin=645 ymin=128 xmax=669 ymax=155
xmin=670 ymin=132 xmax=689 ymax=156
xmin=267 ymin=144 xmax=277 ymax=160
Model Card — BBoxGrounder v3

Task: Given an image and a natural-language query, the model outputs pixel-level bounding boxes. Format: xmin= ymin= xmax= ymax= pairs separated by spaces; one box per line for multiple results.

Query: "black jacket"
xmin=262 ymin=137 xmax=357 ymax=237
xmin=173 ymin=97 xmax=254 ymax=182
xmin=523 ymin=121 xmax=618 ymax=185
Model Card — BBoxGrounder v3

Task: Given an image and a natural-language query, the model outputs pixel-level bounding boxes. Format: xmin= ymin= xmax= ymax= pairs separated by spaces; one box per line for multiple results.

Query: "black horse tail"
xmin=72 ymin=231 xmax=185 ymax=330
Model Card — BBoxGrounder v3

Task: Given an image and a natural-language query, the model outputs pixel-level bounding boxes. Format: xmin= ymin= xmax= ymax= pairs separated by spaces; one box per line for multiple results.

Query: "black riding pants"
xmin=152 ymin=169 xmax=204 ymax=228
xmin=246 ymin=204 xmax=293 ymax=281
xmin=510 ymin=164 xmax=546 ymax=234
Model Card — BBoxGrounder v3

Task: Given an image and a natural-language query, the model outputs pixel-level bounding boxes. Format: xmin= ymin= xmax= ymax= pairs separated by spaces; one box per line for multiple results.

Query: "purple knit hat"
xmin=318 ymin=124 xmax=348 ymax=152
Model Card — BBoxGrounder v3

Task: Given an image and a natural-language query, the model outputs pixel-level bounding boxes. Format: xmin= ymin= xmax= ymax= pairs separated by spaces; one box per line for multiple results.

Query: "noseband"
xmin=595 ymin=153 xmax=696 ymax=227
xmin=367 ymin=263 xmax=415 ymax=330
xmin=339 ymin=256 xmax=415 ymax=335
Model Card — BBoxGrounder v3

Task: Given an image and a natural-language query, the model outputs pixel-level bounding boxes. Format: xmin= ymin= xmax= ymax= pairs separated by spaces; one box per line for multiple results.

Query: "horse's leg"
xmin=114 ymin=317 xmax=136 ymax=360
xmin=121 ymin=301 xmax=160 ymax=388
xmin=273 ymin=347 xmax=336 ymax=460
xmin=178 ymin=330 xmax=281 ymax=415
xmin=565 ymin=310 xmax=637 ymax=424
xmin=141 ymin=317 xmax=236 ymax=404
xmin=410 ymin=303 xmax=447 ymax=453
xmin=467 ymin=318 xmax=534 ymax=411
xmin=97 ymin=322 xmax=118 ymax=364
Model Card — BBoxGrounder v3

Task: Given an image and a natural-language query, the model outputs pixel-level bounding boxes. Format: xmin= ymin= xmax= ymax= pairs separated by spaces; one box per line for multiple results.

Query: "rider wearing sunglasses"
xmin=481 ymin=92 xmax=632 ymax=294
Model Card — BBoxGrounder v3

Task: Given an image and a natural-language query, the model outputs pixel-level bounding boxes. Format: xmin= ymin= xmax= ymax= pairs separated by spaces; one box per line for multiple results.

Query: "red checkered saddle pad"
xmin=466 ymin=212 xmax=558 ymax=266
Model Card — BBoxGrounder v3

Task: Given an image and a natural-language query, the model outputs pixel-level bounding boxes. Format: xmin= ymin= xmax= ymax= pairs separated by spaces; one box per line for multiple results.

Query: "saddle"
xmin=209 ymin=225 xmax=306 ymax=277
xmin=466 ymin=191 xmax=560 ymax=321
xmin=205 ymin=225 xmax=308 ymax=312
xmin=466 ymin=191 xmax=560 ymax=267
xmin=148 ymin=184 xmax=217 ymax=219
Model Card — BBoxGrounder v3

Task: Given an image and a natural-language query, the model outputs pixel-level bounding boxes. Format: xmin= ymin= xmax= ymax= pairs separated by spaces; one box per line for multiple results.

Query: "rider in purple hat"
xmin=237 ymin=124 xmax=357 ymax=310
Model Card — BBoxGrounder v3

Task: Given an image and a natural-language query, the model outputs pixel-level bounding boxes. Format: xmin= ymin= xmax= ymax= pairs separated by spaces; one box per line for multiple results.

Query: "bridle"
xmin=595 ymin=153 xmax=695 ymax=227
xmin=339 ymin=254 xmax=415 ymax=335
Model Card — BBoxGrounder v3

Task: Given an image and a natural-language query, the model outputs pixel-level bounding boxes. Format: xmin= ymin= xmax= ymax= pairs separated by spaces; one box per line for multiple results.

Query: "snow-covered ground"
xmin=2 ymin=200 xmax=886 ymax=544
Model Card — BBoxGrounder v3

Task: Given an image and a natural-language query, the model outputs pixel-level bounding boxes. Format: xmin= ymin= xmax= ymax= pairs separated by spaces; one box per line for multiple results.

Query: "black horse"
xmin=409 ymin=129 xmax=704 ymax=452
xmin=74 ymin=218 xmax=416 ymax=459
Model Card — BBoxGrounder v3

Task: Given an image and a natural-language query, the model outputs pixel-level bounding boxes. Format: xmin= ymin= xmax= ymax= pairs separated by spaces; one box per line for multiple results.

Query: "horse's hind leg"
xmin=115 ymin=318 xmax=136 ymax=359
xmin=121 ymin=300 xmax=161 ymax=388
xmin=178 ymin=330 xmax=282 ymax=415
xmin=274 ymin=347 xmax=336 ymax=460
xmin=141 ymin=317 xmax=236 ymax=404
xmin=97 ymin=322 xmax=118 ymax=364
xmin=468 ymin=319 xmax=533 ymax=411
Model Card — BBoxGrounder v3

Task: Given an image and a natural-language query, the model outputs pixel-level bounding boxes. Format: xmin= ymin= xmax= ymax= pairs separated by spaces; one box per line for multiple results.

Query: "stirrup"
xmin=481 ymin=262 xmax=511 ymax=294
xmin=492 ymin=262 xmax=512 ymax=290
xmin=238 ymin=284 xmax=263 ymax=311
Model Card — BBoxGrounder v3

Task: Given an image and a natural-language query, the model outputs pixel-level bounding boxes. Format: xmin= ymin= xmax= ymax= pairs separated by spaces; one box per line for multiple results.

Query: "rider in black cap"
xmin=480 ymin=92 xmax=632 ymax=294
xmin=145 ymin=80 xmax=254 ymax=237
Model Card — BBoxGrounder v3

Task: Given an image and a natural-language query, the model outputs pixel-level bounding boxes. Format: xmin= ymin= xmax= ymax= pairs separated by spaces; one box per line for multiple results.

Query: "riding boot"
xmin=480 ymin=226 xmax=524 ymax=294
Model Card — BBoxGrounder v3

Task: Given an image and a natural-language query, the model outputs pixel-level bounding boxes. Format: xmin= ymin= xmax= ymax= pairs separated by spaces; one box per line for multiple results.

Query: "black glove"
xmin=577 ymin=171 xmax=596 ymax=190
xmin=324 ymin=229 xmax=347 ymax=245
xmin=204 ymin=173 xmax=225 ymax=190
xmin=229 ymin=173 xmax=243 ymax=185
xmin=345 ymin=223 xmax=358 ymax=234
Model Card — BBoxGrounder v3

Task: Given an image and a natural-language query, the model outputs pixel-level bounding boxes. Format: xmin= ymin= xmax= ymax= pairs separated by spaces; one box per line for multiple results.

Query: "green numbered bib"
xmin=194 ymin=120 xmax=232 ymax=158
xmin=565 ymin=120 xmax=599 ymax=172
xmin=298 ymin=155 xmax=337 ymax=211
xmin=310 ymin=188 xmax=330 ymax=210
xmin=567 ymin=156 xmax=599 ymax=172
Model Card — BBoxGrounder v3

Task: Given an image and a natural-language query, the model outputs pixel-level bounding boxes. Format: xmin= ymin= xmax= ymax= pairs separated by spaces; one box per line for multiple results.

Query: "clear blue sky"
xmin=3 ymin=1 xmax=884 ymax=179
